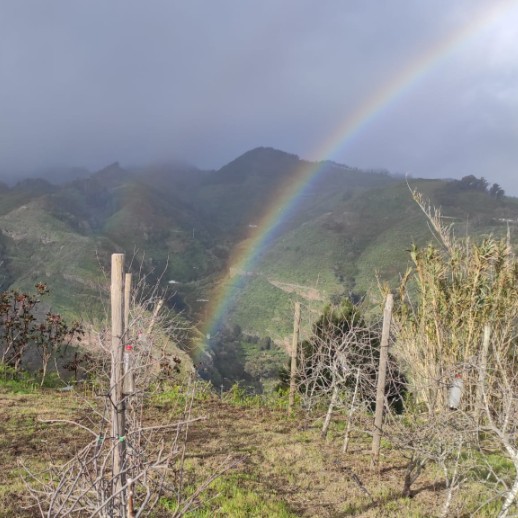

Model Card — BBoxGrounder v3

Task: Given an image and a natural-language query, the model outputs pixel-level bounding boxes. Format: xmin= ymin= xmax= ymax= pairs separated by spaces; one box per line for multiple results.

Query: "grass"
xmin=221 ymin=382 xmax=290 ymax=410
xmin=0 ymin=387 xmax=89 ymax=517
xmin=159 ymin=474 xmax=296 ymax=517
xmin=0 ymin=368 xmax=37 ymax=394
xmin=1 ymin=378 xmax=517 ymax=517
xmin=0 ymin=365 xmax=69 ymax=393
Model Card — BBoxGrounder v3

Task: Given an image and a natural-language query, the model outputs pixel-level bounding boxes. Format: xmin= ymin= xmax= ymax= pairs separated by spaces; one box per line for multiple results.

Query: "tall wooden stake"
xmin=371 ymin=293 xmax=393 ymax=468
xmin=111 ymin=253 xmax=126 ymax=514
xmin=123 ymin=273 xmax=134 ymax=395
xmin=288 ymin=302 xmax=301 ymax=415
xmin=475 ymin=323 xmax=491 ymax=423
xmin=343 ymin=367 xmax=361 ymax=453
xmin=124 ymin=273 xmax=132 ymax=332
xmin=321 ymin=377 xmax=338 ymax=439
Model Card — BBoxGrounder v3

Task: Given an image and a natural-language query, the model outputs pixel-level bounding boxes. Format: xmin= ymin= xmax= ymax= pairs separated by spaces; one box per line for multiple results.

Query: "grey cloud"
xmin=0 ymin=0 xmax=517 ymax=194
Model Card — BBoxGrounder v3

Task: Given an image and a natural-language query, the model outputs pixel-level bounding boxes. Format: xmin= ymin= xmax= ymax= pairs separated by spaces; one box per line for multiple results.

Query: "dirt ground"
xmin=0 ymin=391 xmax=91 ymax=517
xmin=0 ymin=388 xmax=476 ymax=517
xmin=184 ymin=400 xmax=447 ymax=518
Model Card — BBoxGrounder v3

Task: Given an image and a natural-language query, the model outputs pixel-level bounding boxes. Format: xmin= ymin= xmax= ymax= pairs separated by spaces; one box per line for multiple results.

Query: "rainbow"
xmin=196 ymin=0 xmax=516 ymax=356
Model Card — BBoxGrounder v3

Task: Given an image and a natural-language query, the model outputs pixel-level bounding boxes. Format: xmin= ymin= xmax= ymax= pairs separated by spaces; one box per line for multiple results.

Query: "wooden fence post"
xmin=475 ymin=323 xmax=491 ymax=423
xmin=343 ymin=367 xmax=361 ymax=453
xmin=111 ymin=253 xmax=127 ymax=514
xmin=124 ymin=273 xmax=132 ymax=332
xmin=321 ymin=375 xmax=339 ymax=439
xmin=288 ymin=302 xmax=301 ymax=414
xmin=123 ymin=273 xmax=134 ymax=396
xmin=371 ymin=293 xmax=393 ymax=468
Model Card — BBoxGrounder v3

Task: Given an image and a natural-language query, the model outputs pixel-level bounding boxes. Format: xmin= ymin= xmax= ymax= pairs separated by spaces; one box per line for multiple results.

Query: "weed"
xmin=0 ymin=365 xmax=36 ymax=394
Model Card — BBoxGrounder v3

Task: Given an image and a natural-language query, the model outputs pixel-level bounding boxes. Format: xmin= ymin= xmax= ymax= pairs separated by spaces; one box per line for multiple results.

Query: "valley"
xmin=1 ymin=148 xmax=517 ymax=391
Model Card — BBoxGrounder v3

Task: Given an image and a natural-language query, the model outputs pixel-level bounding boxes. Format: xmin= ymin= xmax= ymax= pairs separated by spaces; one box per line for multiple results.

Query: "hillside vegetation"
xmin=1 ymin=148 xmax=517 ymax=389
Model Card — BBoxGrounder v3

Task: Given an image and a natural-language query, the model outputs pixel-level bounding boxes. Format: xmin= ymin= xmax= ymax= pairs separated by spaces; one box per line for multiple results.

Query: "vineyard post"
xmin=371 ymin=293 xmax=393 ymax=468
xmin=124 ymin=273 xmax=131 ymax=332
xmin=288 ymin=302 xmax=301 ymax=414
xmin=123 ymin=272 xmax=134 ymax=395
xmin=475 ymin=323 xmax=491 ymax=424
xmin=111 ymin=253 xmax=127 ymax=514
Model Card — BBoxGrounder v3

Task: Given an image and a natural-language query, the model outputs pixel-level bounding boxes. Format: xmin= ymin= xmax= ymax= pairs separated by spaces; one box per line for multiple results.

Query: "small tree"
xmin=34 ymin=312 xmax=84 ymax=385
xmin=0 ymin=285 xmax=44 ymax=370
xmin=281 ymin=299 xmax=404 ymax=441
xmin=489 ymin=182 xmax=505 ymax=200
xmin=0 ymin=283 xmax=83 ymax=382
xmin=459 ymin=175 xmax=489 ymax=193
xmin=298 ymin=301 xmax=377 ymax=407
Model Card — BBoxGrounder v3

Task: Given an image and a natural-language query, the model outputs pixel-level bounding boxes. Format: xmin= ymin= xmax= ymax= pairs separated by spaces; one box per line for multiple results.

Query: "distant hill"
xmin=1 ymin=148 xmax=517 ymax=387
xmin=228 ymin=174 xmax=518 ymax=345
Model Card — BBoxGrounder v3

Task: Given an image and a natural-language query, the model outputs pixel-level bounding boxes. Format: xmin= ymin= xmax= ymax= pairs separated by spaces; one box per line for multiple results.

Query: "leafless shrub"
xmin=24 ymin=377 xmax=237 ymax=517
xmin=23 ymin=267 xmax=235 ymax=517
xmin=476 ymin=327 xmax=518 ymax=517
xmin=383 ymin=400 xmax=477 ymax=507
xmin=296 ymin=301 xmax=404 ymax=442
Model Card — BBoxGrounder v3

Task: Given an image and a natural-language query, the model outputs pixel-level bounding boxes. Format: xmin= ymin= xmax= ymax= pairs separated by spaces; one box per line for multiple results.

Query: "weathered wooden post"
xmin=124 ymin=273 xmax=132 ymax=332
xmin=475 ymin=323 xmax=491 ymax=423
xmin=321 ymin=374 xmax=339 ymax=439
xmin=371 ymin=293 xmax=393 ymax=468
xmin=111 ymin=253 xmax=127 ymax=514
xmin=288 ymin=302 xmax=301 ymax=415
xmin=123 ymin=273 xmax=135 ymax=395
xmin=127 ymin=477 xmax=135 ymax=518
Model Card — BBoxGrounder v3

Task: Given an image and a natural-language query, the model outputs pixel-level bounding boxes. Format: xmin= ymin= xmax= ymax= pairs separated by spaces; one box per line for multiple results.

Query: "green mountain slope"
xmin=225 ymin=176 xmax=518 ymax=345
xmin=0 ymin=203 xmax=109 ymax=318
xmin=1 ymin=147 xmax=517 ymax=389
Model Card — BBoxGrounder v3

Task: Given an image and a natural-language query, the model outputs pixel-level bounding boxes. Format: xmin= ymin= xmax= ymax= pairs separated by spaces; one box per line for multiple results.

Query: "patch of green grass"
xmin=223 ymin=383 xmax=256 ymax=407
xmin=159 ymin=473 xmax=296 ymax=517
xmin=0 ymin=365 xmax=71 ymax=393
xmin=380 ymin=497 xmax=429 ymax=518
xmin=468 ymin=450 xmax=515 ymax=483
xmin=221 ymin=382 xmax=290 ymax=411
xmin=0 ymin=365 xmax=37 ymax=394
xmin=455 ymin=481 xmax=504 ymax=517
xmin=152 ymin=384 xmax=189 ymax=407
xmin=152 ymin=381 xmax=215 ymax=410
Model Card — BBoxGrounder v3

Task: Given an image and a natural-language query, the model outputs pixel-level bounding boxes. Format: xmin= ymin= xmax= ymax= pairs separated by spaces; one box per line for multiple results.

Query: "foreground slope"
xmin=0 ymin=384 xmax=503 ymax=517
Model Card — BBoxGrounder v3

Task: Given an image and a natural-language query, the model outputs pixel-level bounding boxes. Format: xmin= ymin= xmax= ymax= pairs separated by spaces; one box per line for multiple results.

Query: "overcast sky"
xmin=1 ymin=1 xmax=518 ymax=193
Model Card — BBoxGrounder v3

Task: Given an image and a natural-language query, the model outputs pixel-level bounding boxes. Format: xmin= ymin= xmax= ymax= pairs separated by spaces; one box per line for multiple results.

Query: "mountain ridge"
xmin=1 ymin=147 xmax=517 ymax=389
